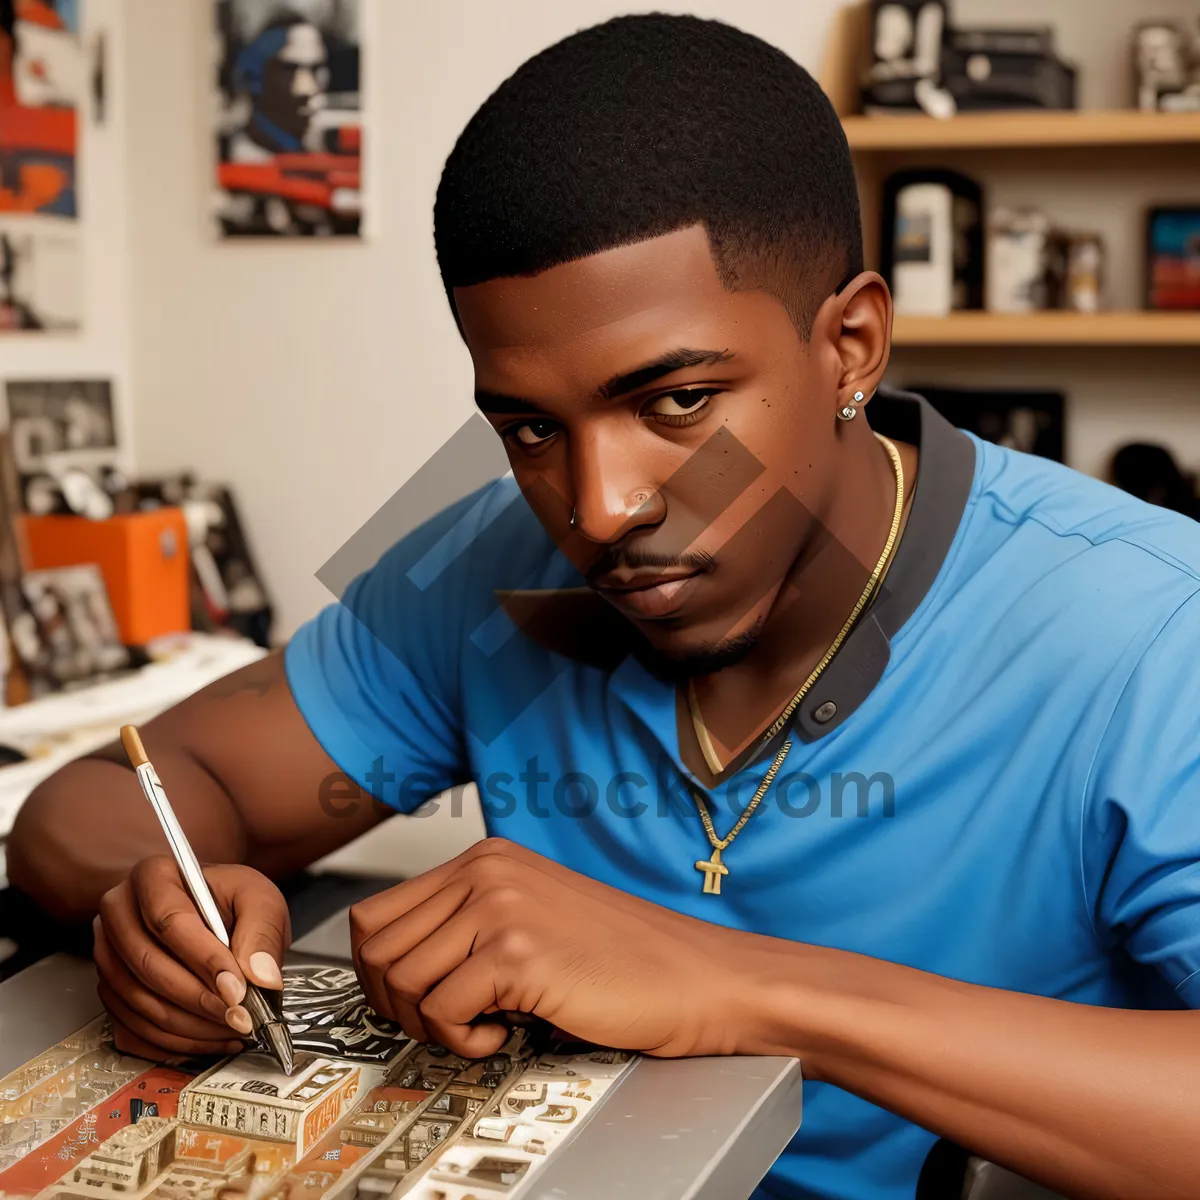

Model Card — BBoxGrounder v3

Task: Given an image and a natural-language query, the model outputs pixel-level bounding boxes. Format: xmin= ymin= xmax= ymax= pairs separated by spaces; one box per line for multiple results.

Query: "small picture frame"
xmin=1145 ymin=207 xmax=1200 ymax=311
xmin=20 ymin=564 xmax=130 ymax=691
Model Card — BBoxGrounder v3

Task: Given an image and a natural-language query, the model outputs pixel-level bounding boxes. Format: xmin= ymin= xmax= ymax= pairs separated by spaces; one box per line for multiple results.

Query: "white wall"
xmin=123 ymin=0 xmax=1200 ymax=643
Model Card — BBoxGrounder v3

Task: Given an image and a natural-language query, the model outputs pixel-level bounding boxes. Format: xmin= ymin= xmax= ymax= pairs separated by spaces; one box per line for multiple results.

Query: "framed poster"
xmin=215 ymin=0 xmax=362 ymax=237
xmin=0 ymin=0 xmax=84 ymax=332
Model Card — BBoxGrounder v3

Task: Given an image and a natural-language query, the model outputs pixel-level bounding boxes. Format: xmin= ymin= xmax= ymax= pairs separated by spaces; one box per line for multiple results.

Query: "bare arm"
xmin=6 ymin=651 xmax=391 ymax=923
xmin=750 ymin=945 xmax=1199 ymax=1200
xmin=347 ymin=839 xmax=1198 ymax=1200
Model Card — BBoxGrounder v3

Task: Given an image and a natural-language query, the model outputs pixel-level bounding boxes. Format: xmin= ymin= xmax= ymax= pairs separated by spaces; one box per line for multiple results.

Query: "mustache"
xmin=584 ymin=547 xmax=715 ymax=584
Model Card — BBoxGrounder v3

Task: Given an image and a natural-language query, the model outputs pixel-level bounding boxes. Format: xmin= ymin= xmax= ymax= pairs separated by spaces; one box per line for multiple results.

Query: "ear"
xmin=812 ymin=272 xmax=893 ymax=414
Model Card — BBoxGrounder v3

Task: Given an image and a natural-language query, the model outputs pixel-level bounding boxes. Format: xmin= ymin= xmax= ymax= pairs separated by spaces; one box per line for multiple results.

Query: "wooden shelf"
xmin=844 ymin=109 xmax=1200 ymax=152
xmin=891 ymin=312 xmax=1200 ymax=347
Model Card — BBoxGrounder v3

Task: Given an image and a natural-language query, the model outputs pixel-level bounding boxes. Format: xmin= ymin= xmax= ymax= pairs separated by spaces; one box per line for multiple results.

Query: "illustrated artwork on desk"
xmin=0 ymin=962 xmax=635 ymax=1200
xmin=0 ymin=0 xmax=85 ymax=332
xmin=215 ymin=0 xmax=362 ymax=238
xmin=4 ymin=378 xmax=122 ymax=519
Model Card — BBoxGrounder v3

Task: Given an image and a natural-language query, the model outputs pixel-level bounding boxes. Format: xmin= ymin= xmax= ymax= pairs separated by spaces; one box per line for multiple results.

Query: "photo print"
xmin=4 ymin=378 xmax=121 ymax=517
xmin=215 ymin=0 xmax=362 ymax=237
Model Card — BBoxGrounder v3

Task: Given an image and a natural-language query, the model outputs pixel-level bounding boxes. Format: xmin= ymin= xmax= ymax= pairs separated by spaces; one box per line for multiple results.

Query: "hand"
xmin=350 ymin=838 xmax=763 ymax=1059
xmin=94 ymin=855 xmax=291 ymax=1062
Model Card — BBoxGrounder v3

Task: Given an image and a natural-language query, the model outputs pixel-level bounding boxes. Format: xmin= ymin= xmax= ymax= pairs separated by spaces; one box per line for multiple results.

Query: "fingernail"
xmin=215 ymin=971 xmax=246 ymax=1007
xmin=248 ymin=952 xmax=283 ymax=990
xmin=225 ymin=1005 xmax=253 ymax=1036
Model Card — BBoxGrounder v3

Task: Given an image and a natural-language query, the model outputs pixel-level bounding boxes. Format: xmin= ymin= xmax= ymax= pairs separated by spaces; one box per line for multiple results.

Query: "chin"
xmin=633 ymin=621 xmax=764 ymax=682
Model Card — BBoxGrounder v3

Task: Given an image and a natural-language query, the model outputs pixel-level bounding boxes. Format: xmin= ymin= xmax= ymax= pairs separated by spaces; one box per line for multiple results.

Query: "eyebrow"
xmin=473 ymin=348 xmax=735 ymax=415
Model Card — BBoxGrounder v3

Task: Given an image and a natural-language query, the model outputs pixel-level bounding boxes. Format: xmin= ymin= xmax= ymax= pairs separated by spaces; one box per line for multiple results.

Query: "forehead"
xmin=454 ymin=225 xmax=745 ymax=367
xmin=279 ymin=25 xmax=325 ymax=65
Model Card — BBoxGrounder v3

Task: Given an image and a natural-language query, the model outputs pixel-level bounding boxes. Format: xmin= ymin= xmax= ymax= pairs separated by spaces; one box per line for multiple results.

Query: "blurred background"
xmin=0 ymin=0 xmax=1198 ymax=921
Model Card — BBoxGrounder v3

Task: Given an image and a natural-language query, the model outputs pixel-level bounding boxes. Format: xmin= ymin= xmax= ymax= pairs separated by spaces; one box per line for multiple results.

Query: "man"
xmin=10 ymin=15 xmax=1200 ymax=1200
xmin=229 ymin=16 xmax=330 ymax=160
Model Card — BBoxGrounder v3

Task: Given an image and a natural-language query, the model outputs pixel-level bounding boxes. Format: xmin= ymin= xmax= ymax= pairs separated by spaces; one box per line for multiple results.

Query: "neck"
xmin=247 ymin=109 xmax=306 ymax=154
xmin=687 ymin=426 xmax=912 ymax=775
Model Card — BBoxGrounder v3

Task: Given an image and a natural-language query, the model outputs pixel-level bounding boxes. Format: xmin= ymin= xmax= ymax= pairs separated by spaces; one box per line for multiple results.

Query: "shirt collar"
xmin=496 ymin=386 xmax=976 ymax=739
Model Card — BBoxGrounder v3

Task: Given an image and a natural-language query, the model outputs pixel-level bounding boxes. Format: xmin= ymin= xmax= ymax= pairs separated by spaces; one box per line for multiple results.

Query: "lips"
xmin=593 ymin=571 xmax=702 ymax=619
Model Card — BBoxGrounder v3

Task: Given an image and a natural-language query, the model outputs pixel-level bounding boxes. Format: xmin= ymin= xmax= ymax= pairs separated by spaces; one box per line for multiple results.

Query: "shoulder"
xmin=968 ymin=437 xmax=1200 ymax=587
xmin=921 ymin=439 xmax=1200 ymax=694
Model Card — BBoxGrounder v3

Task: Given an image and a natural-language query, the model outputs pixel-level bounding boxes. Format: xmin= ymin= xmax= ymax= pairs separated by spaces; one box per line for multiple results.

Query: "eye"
xmin=507 ymin=419 xmax=560 ymax=447
xmin=645 ymin=389 xmax=719 ymax=423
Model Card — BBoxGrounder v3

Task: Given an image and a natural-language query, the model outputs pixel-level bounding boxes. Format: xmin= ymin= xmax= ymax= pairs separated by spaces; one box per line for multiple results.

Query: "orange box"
xmin=20 ymin=510 xmax=191 ymax=645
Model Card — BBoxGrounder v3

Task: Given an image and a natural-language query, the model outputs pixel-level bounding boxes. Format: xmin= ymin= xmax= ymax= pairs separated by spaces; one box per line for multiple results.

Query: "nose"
xmin=569 ymin=427 xmax=664 ymax=543
xmin=292 ymin=67 xmax=321 ymax=98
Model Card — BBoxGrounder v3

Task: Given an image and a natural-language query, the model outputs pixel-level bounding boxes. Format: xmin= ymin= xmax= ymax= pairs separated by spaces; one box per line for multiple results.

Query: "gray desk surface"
xmin=0 ymin=949 xmax=802 ymax=1200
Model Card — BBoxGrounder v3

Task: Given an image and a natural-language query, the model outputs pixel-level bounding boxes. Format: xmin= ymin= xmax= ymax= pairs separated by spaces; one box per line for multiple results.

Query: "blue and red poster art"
xmin=215 ymin=0 xmax=362 ymax=238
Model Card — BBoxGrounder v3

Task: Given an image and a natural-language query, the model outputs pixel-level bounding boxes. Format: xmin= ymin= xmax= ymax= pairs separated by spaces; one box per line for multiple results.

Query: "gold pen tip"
xmin=120 ymin=725 xmax=149 ymax=768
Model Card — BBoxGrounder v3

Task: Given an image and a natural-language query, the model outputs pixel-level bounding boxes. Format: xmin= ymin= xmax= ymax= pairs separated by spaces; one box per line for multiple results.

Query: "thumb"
xmin=221 ymin=867 xmax=291 ymax=991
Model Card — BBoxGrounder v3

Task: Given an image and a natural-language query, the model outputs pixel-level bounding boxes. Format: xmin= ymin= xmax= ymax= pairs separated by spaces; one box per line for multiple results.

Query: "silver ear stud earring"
xmin=837 ymin=390 xmax=865 ymax=422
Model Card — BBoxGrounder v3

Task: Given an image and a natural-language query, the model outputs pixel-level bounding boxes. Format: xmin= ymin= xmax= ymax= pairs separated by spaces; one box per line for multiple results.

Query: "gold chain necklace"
xmin=689 ymin=434 xmax=906 ymax=896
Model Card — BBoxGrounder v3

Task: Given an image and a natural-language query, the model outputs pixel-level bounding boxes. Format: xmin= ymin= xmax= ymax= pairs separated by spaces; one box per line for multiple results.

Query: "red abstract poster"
xmin=0 ymin=0 xmax=82 ymax=331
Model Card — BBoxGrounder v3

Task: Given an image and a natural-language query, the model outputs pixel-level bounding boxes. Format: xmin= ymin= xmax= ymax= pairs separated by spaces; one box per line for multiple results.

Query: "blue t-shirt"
xmin=286 ymin=393 xmax=1200 ymax=1200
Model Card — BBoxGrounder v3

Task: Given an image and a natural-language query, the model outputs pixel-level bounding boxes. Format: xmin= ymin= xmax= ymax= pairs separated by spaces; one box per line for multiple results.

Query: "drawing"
xmin=280 ymin=965 xmax=407 ymax=1064
xmin=1 ymin=0 xmax=84 ymax=332
xmin=214 ymin=0 xmax=362 ymax=237
xmin=0 ymin=966 xmax=635 ymax=1200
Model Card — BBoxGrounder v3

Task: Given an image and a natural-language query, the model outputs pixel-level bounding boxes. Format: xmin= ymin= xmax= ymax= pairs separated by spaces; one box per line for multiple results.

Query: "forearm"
xmin=746 ymin=944 xmax=1199 ymax=1200
xmin=7 ymin=751 xmax=246 ymax=923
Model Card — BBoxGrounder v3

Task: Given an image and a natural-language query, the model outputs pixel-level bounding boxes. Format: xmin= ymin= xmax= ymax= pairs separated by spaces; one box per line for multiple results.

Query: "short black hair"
xmin=434 ymin=13 xmax=862 ymax=338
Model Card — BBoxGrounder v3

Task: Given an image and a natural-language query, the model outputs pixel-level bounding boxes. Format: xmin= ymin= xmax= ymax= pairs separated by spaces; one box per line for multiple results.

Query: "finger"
xmin=347 ymin=836 xmax=542 ymax=949
xmin=99 ymin=979 xmax=244 ymax=1059
xmin=355 ymin=880 xmax=470 ymax=1019
xmin=379 ymin=911 xmax=479 ymax=1019
xmin=372 ymin=910 xmax=480 ymax=1040
xmin=130 ymin=858 xmax=246 ymax=997
xmin=350 ymin=868 xmax=465 ymax=954
xmin=222 ymin=870 xmax=291 ymax=991
xmin=108 ymin=1014 xmax=220 ymax=1067
xmin=99 ymin=882 xmax=237 ymax=1021
xmin=94 ymin=919 xmax=240 ymax=1040
xmin=419 ymin=954 xmax=510 ymax=1058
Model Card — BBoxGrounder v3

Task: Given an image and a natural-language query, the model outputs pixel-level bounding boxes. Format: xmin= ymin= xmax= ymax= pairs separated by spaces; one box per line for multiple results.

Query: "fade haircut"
xmin=434 ymin=13 xmax=863 ymax=338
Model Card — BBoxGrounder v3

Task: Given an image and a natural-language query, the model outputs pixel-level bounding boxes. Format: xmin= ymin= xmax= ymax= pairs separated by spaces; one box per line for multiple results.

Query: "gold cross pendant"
xmin=694 ymin=847 xmax=729 ymax=896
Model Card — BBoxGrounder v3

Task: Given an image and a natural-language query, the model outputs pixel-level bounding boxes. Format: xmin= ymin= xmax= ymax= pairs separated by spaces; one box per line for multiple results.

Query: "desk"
xmin=0 ymin=952 xmax=803 ymax=1200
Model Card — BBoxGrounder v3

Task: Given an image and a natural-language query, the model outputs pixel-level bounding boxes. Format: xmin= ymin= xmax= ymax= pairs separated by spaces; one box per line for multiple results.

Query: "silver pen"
xmin=120 ymin=725 xmax=295 ymax=1075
